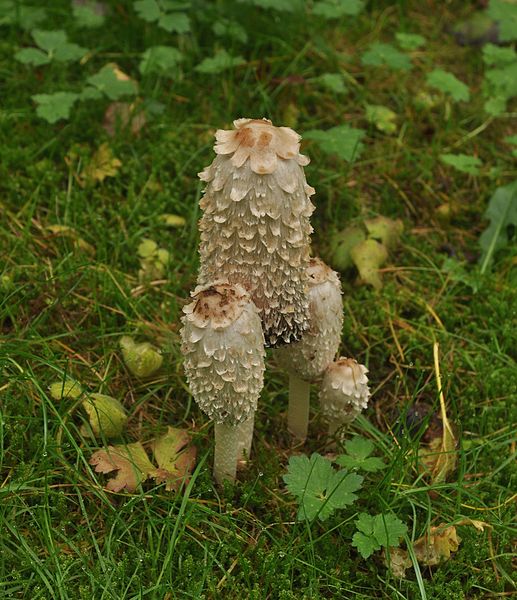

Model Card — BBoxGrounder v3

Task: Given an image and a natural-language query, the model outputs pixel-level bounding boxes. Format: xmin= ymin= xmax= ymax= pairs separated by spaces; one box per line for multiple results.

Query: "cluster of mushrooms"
xmin=180 ymin=118 xmax=371 ymax=484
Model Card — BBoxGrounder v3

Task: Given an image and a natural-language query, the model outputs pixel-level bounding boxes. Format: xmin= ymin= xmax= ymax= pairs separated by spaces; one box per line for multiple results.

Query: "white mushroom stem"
xmin=287 ymin=374 xmax=311 ymax=441
xmin=214 ymin=420 xmax=252 ymax=484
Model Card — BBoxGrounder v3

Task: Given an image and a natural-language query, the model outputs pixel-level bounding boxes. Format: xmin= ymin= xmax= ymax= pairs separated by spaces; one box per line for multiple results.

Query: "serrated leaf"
xmin=426 ymin=69 xmax=470 ymax=102
xmin=364 ymin=216 xmax=403 ymax=249
xmin=90 ymin=442 xmax=154 ymax=492
xmin=15 ymin=47 xmax=50 ymax=66
xmin=120 ymin=335 xmax=163 ymax=378
xmin=482 ymin=43 xmax=516 ymax=66
xmin=440 ymin=153 xmax=481 ymax=175
xmin=212 ymin=19 xmax=248 ymax=43
xmin=313 ymin=0 xmax=364 ymax=19
xmin=32 ymin=29 xmax=68 ymax=51
xmin=53 ymin=41 xmax=87 ymax=62
xmin=478 ymin=180 xmax=517 ymax=272
xmin=283 ymin=453 xmax=363 ymax=521
xmin=32 ymin=92 xmax=79 ymax=123
xmin=158 ymin=11 xmax=189 ymax=32
xmin=0 ymin=3 xmax=47 ymax=29
xmin=195 ymin=50 xmax=245 ymax=74
xmin=395 ymin=32 xmax=426 ymax=50
xmin=82 ymin=393 xmax=128 ymax=438
xmin=304 ymin=125 xmax=365 ymax=162
xmin=361 ymin=42 xmax=412 ymax=71
xmin=336 ymin=436 xmax=385 ymax=472
xmin=244 ymin=0 xmax=303 ymax=11
xmin=315 ymin=73 xmax=348 ymax=94
xmin=87 ymin=65 xmax=138 ymax=100
xmin=134 ymin=0 xmax=161 ymax=21
xmin=139 ymin=45 xmax=183 ymax=75
xmin=365 ymin=104 xmax=397 ymax=134
xmin=352 ymin=531 xmax=381 ymax=558
xmin=487 ymin=0 xmax=517 ymax=42
xmin=72 ymin=1 xmax=106 ymax=28
xmin=350 ymin=239 xmax=388 ymax=289
xmin=151 ymin=426 xmax=196 ymax=490
xmin=49 ymin=378 xmax=83 ymax=400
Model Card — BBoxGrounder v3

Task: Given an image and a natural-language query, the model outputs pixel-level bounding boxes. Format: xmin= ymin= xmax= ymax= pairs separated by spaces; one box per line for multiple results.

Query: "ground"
xmin=0 ymin=0 xmax=516 ymax=598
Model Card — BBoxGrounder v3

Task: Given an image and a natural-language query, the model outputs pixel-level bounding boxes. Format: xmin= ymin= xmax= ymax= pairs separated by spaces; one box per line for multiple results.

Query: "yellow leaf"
xmin=350 ymin=239 xmax=389 ymax=290
xmin=81 ymin=143 xmax=122 ymax=185
xmin=150 ymin=426 xmax=197 ymax=491
xmin=413 ymin=525 xmax=461 ymax=566
xmin=49 ymin=378 xmax=83 ymax=400
xmin=46 ymin=224 xmax=95 ymax=255
xmin=159 ymin=214 xmax=186 ymax=228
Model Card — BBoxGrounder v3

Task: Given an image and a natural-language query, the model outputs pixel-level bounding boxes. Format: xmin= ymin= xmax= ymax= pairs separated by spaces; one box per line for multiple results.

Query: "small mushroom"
xmin=319 ymin=358 xmax=370 ymax=438
xmin=180 ymin=282 xmax=265 ymax=484
xmin=197 ymin=118 xmax=315 ymax=347
xmin=275 ymin=258 xmax=343 ymax=440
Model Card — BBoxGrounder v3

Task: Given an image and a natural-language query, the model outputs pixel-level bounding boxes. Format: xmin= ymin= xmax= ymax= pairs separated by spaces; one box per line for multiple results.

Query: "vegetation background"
xmin=0 ymin=0 xmax=516 ymax=598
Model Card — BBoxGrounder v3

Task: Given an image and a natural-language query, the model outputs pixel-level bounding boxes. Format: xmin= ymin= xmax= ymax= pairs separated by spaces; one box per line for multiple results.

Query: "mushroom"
xmin=196 ymin=118 xmax=315 ymax=347
xmin=319 ymin=358 xmax=370 ymax=438
xmin=275 ymin=257 xmax=343 ymax=440
xmin=180 ymin=282 xmax=265 ymax=484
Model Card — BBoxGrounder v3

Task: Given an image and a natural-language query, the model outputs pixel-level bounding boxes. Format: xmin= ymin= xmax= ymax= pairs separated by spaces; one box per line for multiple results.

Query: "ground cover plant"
xmin=1 ymin=0 xmax=516 ymax=598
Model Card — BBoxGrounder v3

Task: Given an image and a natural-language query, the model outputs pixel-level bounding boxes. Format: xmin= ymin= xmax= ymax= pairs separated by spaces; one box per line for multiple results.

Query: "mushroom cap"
xmin=197 ymin=118 xmax=315 ymax=346
xmin=319 ymin=357 xmax=370 ymax=424
xmin=275 ymin=257 xmax=343 ymax=381
xmin=212 ymin=118 xmax=310 ymax=175
xmin=181 ymin=282 xmax=265 ymax=425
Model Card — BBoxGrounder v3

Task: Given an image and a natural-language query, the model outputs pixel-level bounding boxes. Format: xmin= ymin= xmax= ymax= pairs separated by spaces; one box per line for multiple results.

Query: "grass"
xmin=1 ymin=0 xmax=516 ymax=598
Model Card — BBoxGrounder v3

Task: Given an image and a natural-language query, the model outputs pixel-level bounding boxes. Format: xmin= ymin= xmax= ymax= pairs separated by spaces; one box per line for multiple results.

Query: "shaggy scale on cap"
xmin=197 ymin=118 xmax=315 ymax=347
xmin=275 ymin=257 xmax=343 ymax=382
xmin=180 ymin=282 xmax=265 ymax=426
xmin=319 ymin=358 xmax=370 ymax=426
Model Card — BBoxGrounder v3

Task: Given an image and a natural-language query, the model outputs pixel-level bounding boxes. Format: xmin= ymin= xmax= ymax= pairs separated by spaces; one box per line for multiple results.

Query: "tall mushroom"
xmin=196 ymin=118 xmax=315 ymax=347
xmin=275 ymin=257 xmax=343 ymax=440
xmin=180 ymin=282 xmax=265 ymax=484
xmin=319 ymin=358 xmax=370 ymax=438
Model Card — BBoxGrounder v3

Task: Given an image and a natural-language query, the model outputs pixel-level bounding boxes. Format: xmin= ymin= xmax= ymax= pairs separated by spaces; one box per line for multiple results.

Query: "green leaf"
xmin=151 ymin=426 xmax=197 ymax=491
xmin=364 ymin=216 xmax=403 ymax=249
xmin=482 ymin=43 xmax=516 ymax=67
xmin=361 ymin=42 xmax=412 ymax=71
xmin=32 ymin=92 xmax=79 ymax=123
xmin=82 ymin=393 xmax=128 ymax=438
xmin=283 ymin=453 xmax=363 ymax=521
xmin=441 ymin=258 xmax=481 ymax=293
xmin=336 ymin=436 xmax=385 ymax=472
xmin=195 ymin=50 xmax=245 ymax=74
xmin=15 ymin=47 xmax=50 ymax=66
xmin=158 ymin=12 xmax=189 ymax=32
xmin=313 ymin=0 xmax=364 ymax=19
xmin=134 ymin=0 xmax=161 ymax=21
xmin=484 ymin=94 xmax=507 ymax=116
xmin=352 ymin=513 xmax=407 ymax=558
xmin=0 ymin=2 xmax=47 ymax=29
xmin=87 ymin=65 xmax=138 ymax=100
xmin=478 ymin=180 xmax=517 ymax=272
xmin=395 ymin=32 xmax=426 ymax=50
xmin=426 ymin=69 xmax=470 ymax=102
xmin=327 ymin=225 xmax=366 ymax=271
xmin=32 ymin=29 xmax=67 ymax=51
xmin=484 ymin=63 xmax=517 ymax=108
xmin=365 ymin=104 xmax=397 ymax=134
xmin=487 ymin=0 xmax=517 ymax=42
xmin=314 ymin=73 xmax=348 ymax=94
xmin=54 ymin=41 xmax=88 ymax=62
xmin=304 ymin=125 xmax=365 ymax=162
xmin=137 ymin=238 xmax=158 ymax=258
xmin=440 ymin=153 xmax=482 ymax=175
xmin=212 ymin=19 xmax=248 ymax=43
xmin=372 ymin=514 xmax=408 ymax=548
xmin=352 ymin=531 xmax=380 ymax=559
xmin=139 ymin=45 xmax=183 ymax=75
xmin=243 ymin=0 xmax=304 ymax=11
xmin=505 ymin=135 xmax=517 ymax=158
xmin=72 ymin=2 xmax=106 ymax=28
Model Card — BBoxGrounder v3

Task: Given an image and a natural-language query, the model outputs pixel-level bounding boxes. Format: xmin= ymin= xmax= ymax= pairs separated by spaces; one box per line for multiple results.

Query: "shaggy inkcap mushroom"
xmin=319 ymin=358 xmax=370 ymax=437
xmin=275 ymin=257 xmax=343 ymax=440
xmin=180 ymin=282 xmax=265 ymax=483
xmin=197 ymin=118 xmax=315 ymax=347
